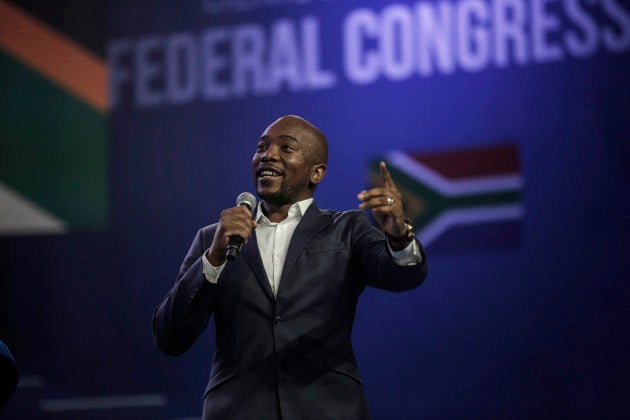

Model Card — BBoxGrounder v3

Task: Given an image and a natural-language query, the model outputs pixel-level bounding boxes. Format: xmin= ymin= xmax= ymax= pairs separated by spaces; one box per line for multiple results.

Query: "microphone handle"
xmin=225 ymin=239 xmax=241 ymax=262
xmin=225 ymin=194 xmax=256 ymax=262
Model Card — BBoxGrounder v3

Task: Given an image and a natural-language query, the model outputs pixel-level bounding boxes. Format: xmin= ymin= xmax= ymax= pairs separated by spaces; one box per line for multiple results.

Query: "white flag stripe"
xmin=418 ymin=204 xmax=525 ymax=246
xmin=39 ymin=393 xmax=167 ymax=412
xmin=386 ymin=150 xmax=523 ymax=196
xmin=0 ymin=181 xmax=66 ymax=235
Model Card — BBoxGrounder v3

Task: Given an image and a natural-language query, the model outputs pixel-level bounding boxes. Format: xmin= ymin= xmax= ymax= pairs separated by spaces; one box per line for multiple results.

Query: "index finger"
xmin=380 ymin=161 xmax=395 ymax=188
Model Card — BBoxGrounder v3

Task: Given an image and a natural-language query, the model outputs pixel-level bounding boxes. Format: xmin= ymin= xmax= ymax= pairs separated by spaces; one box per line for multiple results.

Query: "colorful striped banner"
xmin=370 ymin=144 xmax=524 ymax=251
xmin=0 ymin=0 xmax=108 ymax=235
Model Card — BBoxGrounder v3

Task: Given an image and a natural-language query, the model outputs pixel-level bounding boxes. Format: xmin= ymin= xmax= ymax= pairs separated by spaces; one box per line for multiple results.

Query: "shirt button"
xmin=273 ymin=316 xmax=282 ymax=326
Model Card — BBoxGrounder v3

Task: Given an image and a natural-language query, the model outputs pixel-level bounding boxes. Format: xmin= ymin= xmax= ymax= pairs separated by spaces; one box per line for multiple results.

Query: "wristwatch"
xmin=387 ymin=217 xmax=415 ymax=244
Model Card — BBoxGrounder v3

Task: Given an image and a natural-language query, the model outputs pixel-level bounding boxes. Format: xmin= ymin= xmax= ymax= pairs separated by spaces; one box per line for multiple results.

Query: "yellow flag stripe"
xmin=0 ymin=0 xmax=107 ymax=112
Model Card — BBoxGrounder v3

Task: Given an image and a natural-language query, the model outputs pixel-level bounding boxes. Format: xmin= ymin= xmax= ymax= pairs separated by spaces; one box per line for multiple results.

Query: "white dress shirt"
xmin=202 ymin=198 xmax=422 ymax=295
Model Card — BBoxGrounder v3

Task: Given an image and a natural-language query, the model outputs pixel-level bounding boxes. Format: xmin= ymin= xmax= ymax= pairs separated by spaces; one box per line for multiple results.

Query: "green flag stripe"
xmin=447 ymin=190 xmax=521 ymax=208
xmin=0 ymin=50 xmax=107 ymax=229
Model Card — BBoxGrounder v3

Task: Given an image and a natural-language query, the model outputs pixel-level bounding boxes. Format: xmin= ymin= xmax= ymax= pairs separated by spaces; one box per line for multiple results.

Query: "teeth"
xmin=260 ymin=170 xmax=280 ymax=177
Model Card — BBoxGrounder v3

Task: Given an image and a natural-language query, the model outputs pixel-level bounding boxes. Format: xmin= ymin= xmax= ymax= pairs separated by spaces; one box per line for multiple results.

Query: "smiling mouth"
xmin=257 ymin=168 xmax=282 ymax=179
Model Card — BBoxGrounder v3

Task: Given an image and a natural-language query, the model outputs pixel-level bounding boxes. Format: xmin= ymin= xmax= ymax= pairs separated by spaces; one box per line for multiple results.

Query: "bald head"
xmin=270 ymin=115 xmax=328 ymax=166
xmin=254 ymin=115 xmax=329 ymax=203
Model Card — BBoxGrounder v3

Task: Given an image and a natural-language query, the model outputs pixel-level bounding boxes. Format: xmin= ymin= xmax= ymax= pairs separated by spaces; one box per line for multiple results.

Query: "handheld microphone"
xmin=226 ymin=192 xmax=257 ymax=262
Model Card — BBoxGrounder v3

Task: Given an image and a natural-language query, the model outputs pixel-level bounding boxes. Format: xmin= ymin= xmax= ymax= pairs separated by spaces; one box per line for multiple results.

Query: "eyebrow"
xmin=259 ymin=134 xmax=299 ymax=142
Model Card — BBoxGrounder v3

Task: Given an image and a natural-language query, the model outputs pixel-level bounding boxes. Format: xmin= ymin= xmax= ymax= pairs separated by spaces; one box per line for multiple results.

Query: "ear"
xmin=310 ymin=164 xmax=327 ymax=185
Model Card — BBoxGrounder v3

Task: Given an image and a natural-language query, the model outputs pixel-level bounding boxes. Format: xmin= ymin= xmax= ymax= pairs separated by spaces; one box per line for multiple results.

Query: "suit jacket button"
xmin=273 ymin=316 xmax=282 ymax=326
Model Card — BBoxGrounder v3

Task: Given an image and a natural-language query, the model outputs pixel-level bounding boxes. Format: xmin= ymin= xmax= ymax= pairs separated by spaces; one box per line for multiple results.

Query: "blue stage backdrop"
xmin=1 ymin=0 xmax=629 ymax=418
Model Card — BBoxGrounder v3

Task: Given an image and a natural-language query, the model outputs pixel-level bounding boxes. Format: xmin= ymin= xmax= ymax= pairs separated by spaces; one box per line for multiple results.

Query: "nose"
xmin=261 ymin=145 xmax=279 ymax=161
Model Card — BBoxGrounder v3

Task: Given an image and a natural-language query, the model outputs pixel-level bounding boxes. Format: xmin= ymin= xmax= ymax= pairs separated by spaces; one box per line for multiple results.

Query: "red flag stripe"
xmin=408 ymin=143 xmax=519 ymax=180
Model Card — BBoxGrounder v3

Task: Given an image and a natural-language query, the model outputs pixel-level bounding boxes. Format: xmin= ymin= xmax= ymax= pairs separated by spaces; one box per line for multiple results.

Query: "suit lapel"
xmin=278 ymin=202 xmax=332 ymax=293
xmin=241 ymin=231 xmax=276 ymax=302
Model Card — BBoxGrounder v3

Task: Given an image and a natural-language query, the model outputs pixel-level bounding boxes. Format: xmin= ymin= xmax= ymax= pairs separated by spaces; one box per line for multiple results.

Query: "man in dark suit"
xmin=153 ymin=115 xmax=427 ymax=419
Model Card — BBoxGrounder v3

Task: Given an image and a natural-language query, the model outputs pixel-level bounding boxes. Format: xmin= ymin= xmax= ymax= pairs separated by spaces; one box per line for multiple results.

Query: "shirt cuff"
xmin=388 ymin=239 xmax=422 ymax=266
xmin=202 ymin=250 xmax=226 ymax=283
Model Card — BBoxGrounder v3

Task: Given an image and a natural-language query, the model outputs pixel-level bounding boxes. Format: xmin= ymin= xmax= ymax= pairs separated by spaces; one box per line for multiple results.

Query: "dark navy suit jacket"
xmin=153 ymin=202 xmax=427 ymax=419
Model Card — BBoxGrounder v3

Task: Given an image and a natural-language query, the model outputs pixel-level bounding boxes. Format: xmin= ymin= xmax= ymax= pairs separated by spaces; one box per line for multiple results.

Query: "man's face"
xmin=252 ymin=117 xmax=319 ymax=206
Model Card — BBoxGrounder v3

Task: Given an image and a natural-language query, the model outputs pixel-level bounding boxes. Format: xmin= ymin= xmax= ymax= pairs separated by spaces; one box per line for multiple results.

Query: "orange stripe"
xmin=0 ymin=0 xmax=107 ymax=112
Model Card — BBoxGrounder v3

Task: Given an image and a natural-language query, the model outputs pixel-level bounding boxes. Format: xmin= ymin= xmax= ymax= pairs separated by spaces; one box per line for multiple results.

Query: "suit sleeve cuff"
xmin=388 ymin=239 xmax=422 ymax=266
xmin=202 ymin=250 xmax=226 ymax=283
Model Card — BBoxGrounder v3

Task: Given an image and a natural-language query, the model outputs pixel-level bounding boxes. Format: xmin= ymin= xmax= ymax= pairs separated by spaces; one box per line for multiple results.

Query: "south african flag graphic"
xmin=370 ymin=144 xmax=524 ymax=252
xmin=0 ymin=0 xmax=108 ymax=235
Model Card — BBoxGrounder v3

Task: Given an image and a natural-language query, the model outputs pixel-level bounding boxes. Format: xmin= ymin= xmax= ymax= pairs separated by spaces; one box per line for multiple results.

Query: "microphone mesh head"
xmin=236 ymin=192 xmax=257 ymax=209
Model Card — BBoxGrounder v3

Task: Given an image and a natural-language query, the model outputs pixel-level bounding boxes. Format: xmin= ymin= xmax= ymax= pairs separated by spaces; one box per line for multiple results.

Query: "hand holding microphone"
xmin=205 ymin=192 xmax=257 ymax=266
xmin=226 ymin=192 xmax=257 ymax=261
